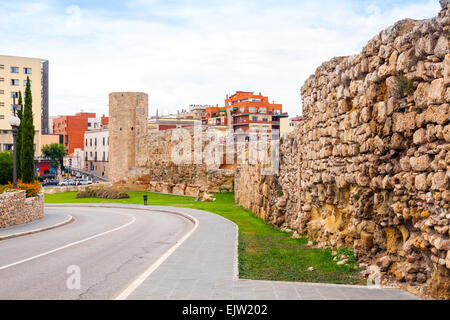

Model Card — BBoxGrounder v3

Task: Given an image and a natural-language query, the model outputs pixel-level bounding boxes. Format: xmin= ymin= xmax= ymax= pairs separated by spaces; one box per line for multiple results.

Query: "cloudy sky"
xmin=0 ymin=0 xmax=441 ymax=118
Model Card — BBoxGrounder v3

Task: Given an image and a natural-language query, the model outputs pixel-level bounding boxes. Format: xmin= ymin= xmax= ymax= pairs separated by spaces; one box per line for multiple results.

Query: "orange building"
xmin=53 ymin=112 xmax=96 ymax=154
xmin=203 ymin=91 xmax=288 ymax=138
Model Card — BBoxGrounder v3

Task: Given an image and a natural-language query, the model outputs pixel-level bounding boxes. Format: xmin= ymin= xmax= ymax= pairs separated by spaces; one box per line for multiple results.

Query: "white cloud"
xmin=0 ymin=0 xmax=441 ymax=118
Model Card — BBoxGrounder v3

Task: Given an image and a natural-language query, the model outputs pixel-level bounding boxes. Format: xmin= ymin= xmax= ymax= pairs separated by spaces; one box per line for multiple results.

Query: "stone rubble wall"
xmin=235 ymin=128 xmax=302 ymax=229
xmin=0 ymin=191 xmax=44 ymax=228
xmin=235 ymin=3 xmax=450 ymax=299
xmin=109 ymin=112 xmax=234 ymax=196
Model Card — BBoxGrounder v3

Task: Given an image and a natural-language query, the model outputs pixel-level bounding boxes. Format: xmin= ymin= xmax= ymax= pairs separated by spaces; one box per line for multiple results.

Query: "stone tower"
xmin=109 ymin=92 xmax=148 ymax=183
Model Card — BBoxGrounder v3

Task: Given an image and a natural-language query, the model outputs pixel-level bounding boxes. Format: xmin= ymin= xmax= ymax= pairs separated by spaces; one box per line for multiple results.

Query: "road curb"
xmin=0 ymin=215 xmax=74 ymax=241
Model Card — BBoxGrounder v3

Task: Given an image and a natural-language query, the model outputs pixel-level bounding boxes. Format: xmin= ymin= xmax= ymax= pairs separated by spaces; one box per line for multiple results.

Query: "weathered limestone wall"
xmin=235 ymin=128 xmax=302 ymax=229
xmin=126 ymin=128 xmax=234 ymax=196
xmin=0 ymin=191 xmax=44 ymax=228
xmin=109 ymin=94 xmax=234 ymax=196
xmin=109 ymin=92 xmax=149 ymax=184
xmin=236 ymin=3 xmax=450 ymax=299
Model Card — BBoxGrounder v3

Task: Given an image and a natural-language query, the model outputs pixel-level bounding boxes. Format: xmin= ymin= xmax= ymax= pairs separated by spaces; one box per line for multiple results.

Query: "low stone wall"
xmin=0 ymin=191 xmax=44 ymax=228
xmin=147 ymin=168 xmax=234 ymax=197
xmin=44 ymin=183 xmax=112 ymax=194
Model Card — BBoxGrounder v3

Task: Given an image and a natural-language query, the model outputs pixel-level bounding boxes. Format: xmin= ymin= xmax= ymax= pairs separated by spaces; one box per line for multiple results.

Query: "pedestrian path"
xmin=92 ymin=204 xmax=419 ymax=300
xmin=0 ymin=212 xmax=73 ymax=240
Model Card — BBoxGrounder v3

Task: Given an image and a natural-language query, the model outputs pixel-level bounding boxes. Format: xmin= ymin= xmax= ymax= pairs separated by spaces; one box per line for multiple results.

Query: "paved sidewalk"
xmin=0 ymin=212 xmax=73 ymax=240
xmin=98 ymin=204 xmax=419 ymax=300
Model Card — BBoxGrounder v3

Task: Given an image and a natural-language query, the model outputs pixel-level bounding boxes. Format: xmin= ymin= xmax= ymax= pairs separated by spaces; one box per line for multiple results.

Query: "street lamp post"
xmin=9 ymin=96 xmax=22 ymax=189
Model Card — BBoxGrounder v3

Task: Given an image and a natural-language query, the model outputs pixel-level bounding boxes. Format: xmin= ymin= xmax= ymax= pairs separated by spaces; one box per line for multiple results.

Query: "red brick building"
xmin=53 ymin=112 xmax=96 ymax=154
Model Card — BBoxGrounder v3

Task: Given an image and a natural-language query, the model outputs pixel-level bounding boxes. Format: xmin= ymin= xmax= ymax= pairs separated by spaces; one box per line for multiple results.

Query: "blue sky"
xmin=0 ymin=0 xmax=442 ymax=117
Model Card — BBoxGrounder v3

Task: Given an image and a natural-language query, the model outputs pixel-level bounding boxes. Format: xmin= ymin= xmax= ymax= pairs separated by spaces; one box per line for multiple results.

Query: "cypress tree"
xmin=21 ymin=77 xmax=35 ymax=183
xmin=16 ymin=91 xmax=23 ymax=180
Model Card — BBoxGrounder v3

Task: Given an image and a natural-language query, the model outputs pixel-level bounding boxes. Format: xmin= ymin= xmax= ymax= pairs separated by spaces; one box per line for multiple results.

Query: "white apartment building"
xmin=84 ymin=128 xmax=109 ymax=178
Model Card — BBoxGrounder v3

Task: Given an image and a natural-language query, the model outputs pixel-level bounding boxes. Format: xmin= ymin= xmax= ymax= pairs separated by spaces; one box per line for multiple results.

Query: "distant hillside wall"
xmin=235 ymin=3 xmax=450 ymax=299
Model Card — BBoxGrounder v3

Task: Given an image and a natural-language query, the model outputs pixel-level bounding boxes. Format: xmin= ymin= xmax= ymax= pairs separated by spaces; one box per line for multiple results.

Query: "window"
xmin=0 ymin=64 xmax=4 ymax=69
xmin=11 ymin=92 xmax=19 ymax=98
xmin=10 ymin=66 xmax=19 ymax=73
xmin=0 ymin=102 xmax=4 ymax=107
xmin=262 ymin=118 xmax=268 ymax=122
xmin=240 ymin=107 xmax=245 ymax=113
xmin=259 ymin=108 xmax=267 ymax=113
xmin=85 ymin=139 xmax=87 ymax=147
xmin=0 ymin=115 xmax=4 ymax=120
xmin=103 ymin=137 xmax=105 ymax=146
xmin=11 ymin=79 xmax=19 ymax=86
xmin=252 ymin=116 xmax=258 ymax=122
xmin=24 ymin=80 xmax=31 ymax=86
xmin=0 ymin=90 xmax=4 ymax=94
xmin=88 ymin=122 xmax=91 ymax=127
xmin=0 ymin=77 xmax=4 ymax=82
xmin=249 ymin=107 xmax=256 ymax=113
xmin=23 ymin=67 xmax=32 ymax=74
xmin=95 ymin=138 xmax=97 ymax=146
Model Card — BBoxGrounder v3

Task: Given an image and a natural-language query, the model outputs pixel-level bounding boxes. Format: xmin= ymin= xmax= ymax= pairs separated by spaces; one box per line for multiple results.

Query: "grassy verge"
xmin=45 ymin=191 xmax=363 ymax=285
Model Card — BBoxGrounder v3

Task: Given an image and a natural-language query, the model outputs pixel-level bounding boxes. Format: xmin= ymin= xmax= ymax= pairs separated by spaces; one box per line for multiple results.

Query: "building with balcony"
xmin=202 ymin=91 xmax=288 ymax=140
xmin=0 ymin=55 xmax=49 ymax=155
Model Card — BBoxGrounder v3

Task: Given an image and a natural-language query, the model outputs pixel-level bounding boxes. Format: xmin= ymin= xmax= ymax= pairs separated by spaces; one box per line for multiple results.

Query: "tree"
xmin=41 ymin=143 xmax=67 ymax=174
xmin=16 ymin=91 xmax=23 ymax=180
xmin=21 ymin=77 xmax=35 ymax=183
xmin=0 ymin=151 xmax=13 ymax=185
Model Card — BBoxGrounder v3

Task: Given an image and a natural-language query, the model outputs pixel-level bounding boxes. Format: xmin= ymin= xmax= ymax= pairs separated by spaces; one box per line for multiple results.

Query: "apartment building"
xmin=0 ymin=55 xmax=49 ymax=155
xmin=84 ymin=129 xmax=109 ymax=178
xmin=53 ymin=112 xmax=96 ymax=154
xmin=202 ymin=91 xmax=288 ymax=139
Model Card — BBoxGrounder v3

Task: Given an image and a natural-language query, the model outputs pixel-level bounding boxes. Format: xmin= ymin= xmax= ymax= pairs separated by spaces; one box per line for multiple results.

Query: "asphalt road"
xmin=0 ymin=206 xmax=193 ymax=299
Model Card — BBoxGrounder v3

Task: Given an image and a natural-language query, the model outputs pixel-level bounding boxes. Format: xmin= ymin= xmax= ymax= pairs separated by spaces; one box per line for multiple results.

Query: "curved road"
xmin=0 ymin=206 xmax=193 ymax=299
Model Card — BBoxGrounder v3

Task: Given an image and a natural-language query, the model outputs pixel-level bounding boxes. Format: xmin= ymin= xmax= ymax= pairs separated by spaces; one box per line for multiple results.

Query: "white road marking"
xmin=0 ymin=212 xmax=136 ymax=272
xmin=114 ymin=212 xmax=199 ymax=300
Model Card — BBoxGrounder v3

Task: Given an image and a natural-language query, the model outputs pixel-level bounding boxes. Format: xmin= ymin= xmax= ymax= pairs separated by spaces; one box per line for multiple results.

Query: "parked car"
xmin=42 ymin=180 xmax=59 ymax=187
xmin=58 ymin=181 xmax=69 ymax=186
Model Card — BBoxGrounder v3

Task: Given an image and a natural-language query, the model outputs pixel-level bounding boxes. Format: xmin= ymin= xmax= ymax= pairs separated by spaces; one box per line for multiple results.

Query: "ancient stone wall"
xmin=109 ymin=94 xmax=234 ymax=196
xmin=235 ymin=128 xmax=302 ymax=229
xmin=235 ymin=3 xmax=450 ymax=299
xmin=0 ymin=191 xmax=44 ymax=228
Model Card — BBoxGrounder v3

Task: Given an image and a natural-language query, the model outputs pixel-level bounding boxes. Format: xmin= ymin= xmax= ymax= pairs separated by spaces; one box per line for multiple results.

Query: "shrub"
xmin=75 ymin=188 xmax=130 ymax=199
xmin=395 ymin=73 xmax=416 ymax=98
xmin=0 ymin=151 xmax=13 ymax=185
xmin=0 ymin=180 xmax=41 ymax=197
